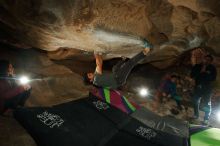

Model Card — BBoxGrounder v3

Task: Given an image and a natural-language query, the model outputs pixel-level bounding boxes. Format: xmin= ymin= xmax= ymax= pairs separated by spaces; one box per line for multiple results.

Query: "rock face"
xmin=0 ymin=1 xmax=220 ymax=144
xmin=0 ymin=45 xmax=91 ymax=107
xmin=0 ymin=0 xmax=220 ymax=65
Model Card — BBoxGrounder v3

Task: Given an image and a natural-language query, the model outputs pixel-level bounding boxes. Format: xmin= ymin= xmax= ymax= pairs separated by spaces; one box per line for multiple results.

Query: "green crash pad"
xmin=191 ymin=128 xmax=220 ymax=146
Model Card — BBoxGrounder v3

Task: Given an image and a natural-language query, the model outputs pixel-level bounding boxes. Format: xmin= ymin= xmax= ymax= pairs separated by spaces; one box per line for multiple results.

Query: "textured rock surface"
xmin=0 ymin=45 xmax=220 ymax=146
xmin=0 ymin=45 xmax=93 ymax=146
xmin=0 ymin=0 xmax=219 ymax=67
xmin=0 ymin=45 xmax=90 ymax=107
xmin=0 ymin=1 xmax=220 ymax=145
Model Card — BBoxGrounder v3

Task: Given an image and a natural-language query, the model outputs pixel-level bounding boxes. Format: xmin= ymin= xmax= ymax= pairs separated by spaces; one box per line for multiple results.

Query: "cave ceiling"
xmin=0 ymin=0 xmax=219 ymax=62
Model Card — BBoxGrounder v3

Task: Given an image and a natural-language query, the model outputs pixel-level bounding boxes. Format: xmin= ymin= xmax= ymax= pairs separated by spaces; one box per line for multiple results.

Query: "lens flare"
xmin=19 ymin=76 xmax=30 ymax=85
xmin=217 ymin=111 xmax=220 ymax=122
xmin=139 ymin=88 xmax=149 ymax=97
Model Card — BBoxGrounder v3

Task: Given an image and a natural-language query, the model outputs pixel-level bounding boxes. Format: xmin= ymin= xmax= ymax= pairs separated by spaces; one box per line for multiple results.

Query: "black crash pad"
xmin=14 ymin=97 xmax=188 ymax=146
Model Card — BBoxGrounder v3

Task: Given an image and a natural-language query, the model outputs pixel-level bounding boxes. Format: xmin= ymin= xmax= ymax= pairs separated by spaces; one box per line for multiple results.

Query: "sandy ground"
xmin=0 ymin=115 xmax=37 ymax=146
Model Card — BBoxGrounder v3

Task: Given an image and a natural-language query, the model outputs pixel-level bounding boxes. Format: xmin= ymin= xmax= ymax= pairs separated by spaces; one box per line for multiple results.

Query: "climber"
xmin=0 ymin=60 xmax=31 ymax=114
xmin=83 ymin=39 xmax=153 ymax=89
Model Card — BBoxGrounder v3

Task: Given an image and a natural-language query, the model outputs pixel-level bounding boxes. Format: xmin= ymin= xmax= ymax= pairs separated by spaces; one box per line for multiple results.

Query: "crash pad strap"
xmin=104 ymin=88 xmax=111 ymax=103
xmin=190 ymin=128 xmax=220 ymax=146
xmin=97 ymin=88 xmax=137 ymax=114
xmin=122 ymin=96 xmax=135 ymax=112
